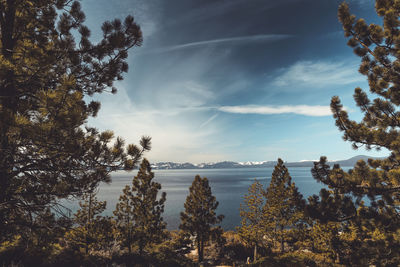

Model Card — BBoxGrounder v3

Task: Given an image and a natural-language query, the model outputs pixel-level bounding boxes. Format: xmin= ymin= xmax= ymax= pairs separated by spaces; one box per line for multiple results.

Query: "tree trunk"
xmin=197 ymin=238 xmax=204 ymax=263
xmin=0 ymin=0 xmax=17 ymax=233
xmin=280 ymin=226 xmax=284 ymax=253
xmin=85 ymin=195 xmax=92 ymax=255
xmin=127 ymin=228 xmax=132 ymax=254
xmin=253 ymin=244 xmax=257 ymax=262
xmin=85 ymin=241 xmax=88 ymax=255
xmin=139 ymin=238 xmax=144 ymax=255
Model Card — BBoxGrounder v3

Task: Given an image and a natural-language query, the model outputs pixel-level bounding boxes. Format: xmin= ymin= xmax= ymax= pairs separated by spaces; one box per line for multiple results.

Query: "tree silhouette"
xmin=263 ymin=159 xmax=305 ymax=253
xmin=65 ymin=190 xmax=113 ymax=254
xmin=307 ymin=1 xmax=400 ymax=264
xmin=237 ymin=179 xmax=265 ymax=262
xmin=180 ymin=175 xmax=224 ymax=263
xmin=114 ymin=159 xmax=166 ymax=254
xmin=0 ymin=0 xmax=150 ymax=246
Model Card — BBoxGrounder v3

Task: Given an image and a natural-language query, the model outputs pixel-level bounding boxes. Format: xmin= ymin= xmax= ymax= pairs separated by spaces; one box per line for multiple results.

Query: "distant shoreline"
xmin=150 ymin=155 xmax=384 ymax=170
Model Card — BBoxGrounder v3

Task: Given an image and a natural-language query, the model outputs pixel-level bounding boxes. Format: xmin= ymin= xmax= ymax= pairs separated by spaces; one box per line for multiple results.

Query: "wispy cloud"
xmin=199 ymin=113 xmax=219 ymax=129
xmin=144 ymin=34 xmax=292 ymax=54
xmin=219 ymin=105 xmax=332 ymax=117
xmin=89 ymin=85 xmax=225 ymax=163
xmin=272 ymin=60 xmax=364 ymax=87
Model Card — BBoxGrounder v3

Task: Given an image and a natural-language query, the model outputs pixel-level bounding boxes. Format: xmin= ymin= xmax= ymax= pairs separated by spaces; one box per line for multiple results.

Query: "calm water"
xmin=63 ymin=167 xmax=340 ymax=230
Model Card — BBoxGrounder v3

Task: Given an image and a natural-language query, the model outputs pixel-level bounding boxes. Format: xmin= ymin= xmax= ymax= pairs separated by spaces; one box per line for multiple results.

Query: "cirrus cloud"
xmin=142 ymin=34 xmax=293 ymax=54
xmin=218 ymin=105 xmax=333 ymax=117
xmin=272 ymin=60 xmax=364 ymax=87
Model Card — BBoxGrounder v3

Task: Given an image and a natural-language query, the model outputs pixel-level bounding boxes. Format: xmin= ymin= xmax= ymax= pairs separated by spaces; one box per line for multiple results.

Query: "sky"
xmin=81 ymin=0 xmax=388 ymax=163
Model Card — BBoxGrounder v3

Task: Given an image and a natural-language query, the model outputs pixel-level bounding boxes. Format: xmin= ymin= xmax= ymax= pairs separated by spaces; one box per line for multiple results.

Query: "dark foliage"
xmin=180 ymin=175 xmax=224 ymax=263
xmin=306 ymin=0 xmax=400 ymax=264
xmin=114 ymin=158 xmax=167 ymax=254
xmin=0 ymin=0 xmax=150 ymax=251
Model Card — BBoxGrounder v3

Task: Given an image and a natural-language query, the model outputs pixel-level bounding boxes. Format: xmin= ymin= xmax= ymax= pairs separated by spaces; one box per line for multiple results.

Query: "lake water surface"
xmin=64 ymin=167 xmax=342 ymax=230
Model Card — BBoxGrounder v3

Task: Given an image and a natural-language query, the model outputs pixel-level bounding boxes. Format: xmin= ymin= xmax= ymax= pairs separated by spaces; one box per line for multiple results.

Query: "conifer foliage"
xmin=308 ymin=0 xmax=400 ymax=264
xmin=237 ymin=179 xmax=265 ymax=262
xmin=0 ymin=0 xmax=150 ymax=244
xmin=65 ymin=191 xmax=113 ymax=254
xmin=113 ymin=159 xmax=166 ymax=254
xmin=180 ymin=175 xmax=224 ymax=263
xmin=263 ymin=159 xmax=305 ymax=253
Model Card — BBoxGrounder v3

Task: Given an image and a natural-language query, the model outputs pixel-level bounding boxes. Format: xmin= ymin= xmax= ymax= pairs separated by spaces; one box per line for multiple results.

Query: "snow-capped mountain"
xmin=149 ymin=155 xmax=383 ymax=170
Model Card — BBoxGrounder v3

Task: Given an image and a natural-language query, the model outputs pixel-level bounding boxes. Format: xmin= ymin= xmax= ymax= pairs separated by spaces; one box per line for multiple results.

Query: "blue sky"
xmin=82 ymin=0 xmax=387 ymax=163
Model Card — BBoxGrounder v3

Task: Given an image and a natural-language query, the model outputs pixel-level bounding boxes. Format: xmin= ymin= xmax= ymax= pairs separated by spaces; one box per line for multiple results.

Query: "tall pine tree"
xmin=113 ymin=158 xmax=166 ymax=254
xmin=64 ymin=190 xmax=113 ymax=254
xmin=179 ymin=175 xmax=224 ymax=263
xmin=263 ymin=159 xmax=305 ymax=253
xmin=0 ymin=0 xmax=150 ymax=246
xmin=237 ymin=179 xmax=265 ymax=262
xmin=307 ymin=1 xmax=400 ymax=264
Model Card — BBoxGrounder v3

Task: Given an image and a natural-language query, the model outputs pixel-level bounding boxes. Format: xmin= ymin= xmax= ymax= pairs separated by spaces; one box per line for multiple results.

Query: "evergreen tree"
xmin=306 ymin=221 xmax=342 ymax=264
xmin=151 ymin=230 xmax=194 ymax=267
xmin=0 ymin=0 xmax=150 ymax=245
xmin=263 ymin=159 xmax=305 ymax=253
xmin=179 ymin=175 xmax=224 ymax=263
xmin=113 ymin=158 xmax=166 ymax=254
xmin=23 ymin=208 xmax=71 ymax=259
xmin=64 ymin=190 xmax=113 ymax=254
xmin=113 ymin=185 xmax=134 ymax=254
xmin=307 ymin=1 xmax=400 ymax=264
xmin=237 ymin=179 xmax=265 ymax=262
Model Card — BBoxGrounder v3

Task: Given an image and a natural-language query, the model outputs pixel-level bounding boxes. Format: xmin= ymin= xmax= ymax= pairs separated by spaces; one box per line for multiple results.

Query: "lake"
xmin=63 ymin=167 xmax=340 ymax=230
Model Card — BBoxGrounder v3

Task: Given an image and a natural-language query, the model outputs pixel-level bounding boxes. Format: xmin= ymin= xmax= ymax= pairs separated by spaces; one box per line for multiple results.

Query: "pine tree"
xmin=113 ymin=185 xmax=134 ymax=254
xmin=113 ymin=158 xmax=167 ymax=254
xmin=0 ymin=0 xmax=150 ymax=245
xmin=307 ymin=1 xmax=400 ymax=264
xmin=151 ymin=230 xmax=194 ymax=267
xmin=22 ymin=207 xmax=71 ymax=258
xmin=64 ymin=190 xmax=113 ymax=254
xmin=263 ymin=159 xmax=305 ymax=253
xmin=179 ymin=175 xmax=224 ymax=263
xmin=237 ymin=179 xmax=265 ymax=262
xmin=306 ymin=221 xmax=342 ymax=264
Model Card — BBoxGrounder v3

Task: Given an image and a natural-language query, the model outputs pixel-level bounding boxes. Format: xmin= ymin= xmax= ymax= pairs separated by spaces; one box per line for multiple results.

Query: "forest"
xmin=0 ymin=0 xmax=400 ymax=266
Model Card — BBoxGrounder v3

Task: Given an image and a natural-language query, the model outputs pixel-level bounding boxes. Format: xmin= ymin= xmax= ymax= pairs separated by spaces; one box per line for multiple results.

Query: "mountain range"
xmin=150 ymin=155 xmax=383 ymax=170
